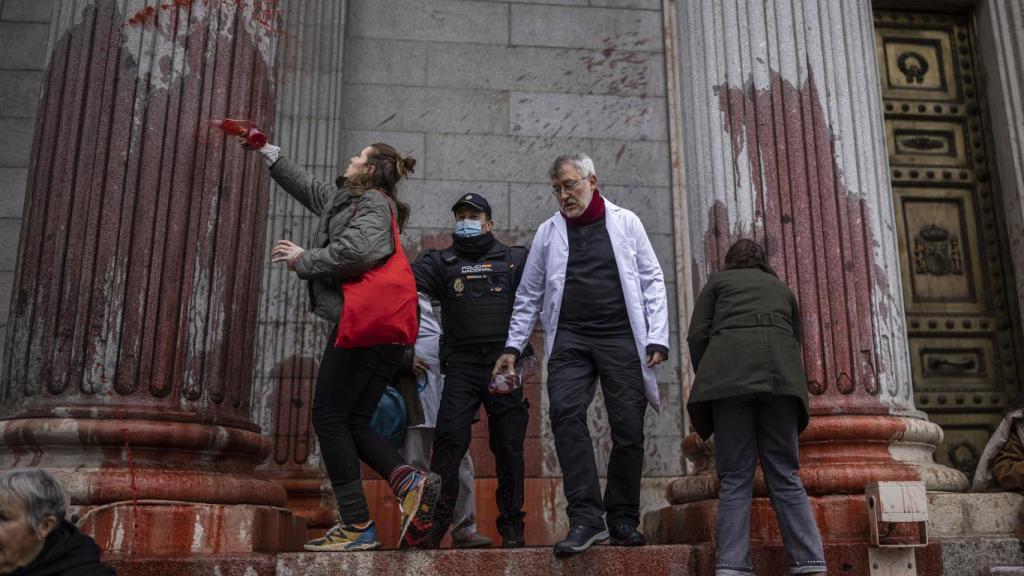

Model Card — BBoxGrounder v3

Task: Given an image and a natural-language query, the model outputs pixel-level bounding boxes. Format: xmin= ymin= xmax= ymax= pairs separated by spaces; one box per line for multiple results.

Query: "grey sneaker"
xmin=453 ymin=531 xmax=494 ymax=549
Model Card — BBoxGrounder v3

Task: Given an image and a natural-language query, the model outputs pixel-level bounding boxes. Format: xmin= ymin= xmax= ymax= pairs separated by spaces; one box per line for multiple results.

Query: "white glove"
xmin=256 ymin=143 xmax=281 ymax=168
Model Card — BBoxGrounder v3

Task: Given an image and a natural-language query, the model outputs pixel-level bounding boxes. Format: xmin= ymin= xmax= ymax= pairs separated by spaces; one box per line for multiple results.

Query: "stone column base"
xmin=78 ymin=501 xmax=307 ymax=555
xmin=267 ymin=474 xmax=337 ymax=540
xmin=644 ymin=494 xmax=876 ymax=544
xmin=644 ymin=492 xmax=1023 ymax=545
xmin=670 ymin=415 xmax=969 ymax=504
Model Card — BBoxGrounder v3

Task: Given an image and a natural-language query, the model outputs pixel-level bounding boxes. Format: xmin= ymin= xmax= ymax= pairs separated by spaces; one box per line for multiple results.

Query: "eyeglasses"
xmin=552 ymin=179 xmax=587 ymax=197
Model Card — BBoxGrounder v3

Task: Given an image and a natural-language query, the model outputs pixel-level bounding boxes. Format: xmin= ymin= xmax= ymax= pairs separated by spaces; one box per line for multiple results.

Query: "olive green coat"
xmin=269 ymin=157 xmax=396 ymax=322
xmin=686 ymin=268 xmax=810 ymax=439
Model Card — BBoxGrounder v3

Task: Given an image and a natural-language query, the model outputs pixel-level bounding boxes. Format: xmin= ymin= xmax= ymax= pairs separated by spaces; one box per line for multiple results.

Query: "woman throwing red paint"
xmin=241 ymin=137 xmax=440 ymax=551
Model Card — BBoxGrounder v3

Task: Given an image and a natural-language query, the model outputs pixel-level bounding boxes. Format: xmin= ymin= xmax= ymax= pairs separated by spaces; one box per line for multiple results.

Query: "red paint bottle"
xmin=212 ymin=118 xmax=268 ymax=148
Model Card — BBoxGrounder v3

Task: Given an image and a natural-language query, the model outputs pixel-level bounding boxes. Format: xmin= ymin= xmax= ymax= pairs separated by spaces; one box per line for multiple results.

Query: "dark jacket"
xmin=11 ymin=520 xmax=115 ymax=576
xmin=686 ymin=268 xmax=809 ymax=439
xmin=269 ymin=157 xmax=397 ymax=322
xmin=412 ymin=235 xmax=528 ymax=366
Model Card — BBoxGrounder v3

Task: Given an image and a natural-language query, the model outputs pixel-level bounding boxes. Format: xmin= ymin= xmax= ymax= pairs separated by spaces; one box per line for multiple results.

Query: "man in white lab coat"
xmin=494 ymin=152 xmax=669 ymax=557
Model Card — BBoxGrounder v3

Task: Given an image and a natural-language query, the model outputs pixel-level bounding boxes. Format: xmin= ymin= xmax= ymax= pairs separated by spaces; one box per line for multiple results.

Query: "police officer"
xmin=410 ymin=193 xmax=530 ymax=548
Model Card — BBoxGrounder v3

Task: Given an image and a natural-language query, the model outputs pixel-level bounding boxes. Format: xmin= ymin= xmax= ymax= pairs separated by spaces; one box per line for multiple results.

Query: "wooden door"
xmin=874 ymin=10 xmax=1024 ymax=477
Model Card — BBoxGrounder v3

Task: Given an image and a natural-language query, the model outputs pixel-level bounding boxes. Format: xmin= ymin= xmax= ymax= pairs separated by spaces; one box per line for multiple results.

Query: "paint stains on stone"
xmin=709 ymin=70 xmax=885 ymax=411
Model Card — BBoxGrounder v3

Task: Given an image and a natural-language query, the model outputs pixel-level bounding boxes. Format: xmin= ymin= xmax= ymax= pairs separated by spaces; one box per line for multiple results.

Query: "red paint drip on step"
xmin=120 ymin=427 xmax=138 ymax=508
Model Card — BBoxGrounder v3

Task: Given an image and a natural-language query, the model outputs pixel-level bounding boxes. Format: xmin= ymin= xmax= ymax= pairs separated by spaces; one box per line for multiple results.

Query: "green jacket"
xmin=686 ymin=268 xmax=810 ymax=439
xmin=269 ymin=157 xmax=396 ymax=322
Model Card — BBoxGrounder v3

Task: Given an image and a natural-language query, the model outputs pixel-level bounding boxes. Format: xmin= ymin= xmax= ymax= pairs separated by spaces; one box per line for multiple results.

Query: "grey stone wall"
xmin=338 ymin=0 xmax=683 ymax=487
xmin=0 ymin=0 xmax=53 ymax=370
xmin=0 ymin=0 xmax=683 ymax=528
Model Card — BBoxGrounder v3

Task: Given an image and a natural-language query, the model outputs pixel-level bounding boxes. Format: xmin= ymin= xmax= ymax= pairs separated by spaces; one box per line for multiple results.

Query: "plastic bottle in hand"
xmin=489 ymin=355 xmax=538 ymax=395
xmin=212 ymin=118 xmax=267 ymax=148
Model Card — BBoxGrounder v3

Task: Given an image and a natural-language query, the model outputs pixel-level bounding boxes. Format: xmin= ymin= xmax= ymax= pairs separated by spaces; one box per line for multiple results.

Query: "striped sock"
xmin=388 ymin=465 xmax=419 ymax=497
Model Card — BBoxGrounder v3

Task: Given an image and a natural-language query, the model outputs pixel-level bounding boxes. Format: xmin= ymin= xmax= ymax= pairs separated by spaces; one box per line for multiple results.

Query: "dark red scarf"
xmin=561 ymin=188 xmax=606 ymax=227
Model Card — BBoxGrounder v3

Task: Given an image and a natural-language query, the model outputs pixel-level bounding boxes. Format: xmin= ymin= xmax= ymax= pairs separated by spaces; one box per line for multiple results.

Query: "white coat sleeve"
xmin=505 ymin=226 xmax=547 ymax=354
xmin=633 ymin=215 xmax=670 ymax=349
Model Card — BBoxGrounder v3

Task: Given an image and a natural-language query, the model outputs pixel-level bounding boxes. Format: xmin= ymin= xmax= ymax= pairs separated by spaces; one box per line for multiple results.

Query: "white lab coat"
xmin=504 ymin=198 xmax=670 ymax=411
xmin=413 ymin=293 xmax=443 ymax=428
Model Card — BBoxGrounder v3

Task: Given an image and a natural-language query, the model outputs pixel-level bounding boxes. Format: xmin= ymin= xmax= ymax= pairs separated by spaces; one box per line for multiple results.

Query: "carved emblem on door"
xmin=913 ymin=224 xmax=962 ymax=276
xmin=897 ymin=51 xmax=930 ymax=84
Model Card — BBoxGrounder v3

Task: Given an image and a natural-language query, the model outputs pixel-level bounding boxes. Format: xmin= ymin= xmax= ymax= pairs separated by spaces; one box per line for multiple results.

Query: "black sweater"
xmin=557 ymin=217 xmax=633 ymax=336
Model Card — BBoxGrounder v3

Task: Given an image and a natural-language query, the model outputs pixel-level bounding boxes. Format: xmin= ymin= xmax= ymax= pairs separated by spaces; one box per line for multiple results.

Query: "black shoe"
xmin=500 ymin=525 xmax=525 ymax=549
xmin=553 ymin=525 xmax=609 ymax=557
xmin=608 ymin=524 xmax=646 ymax=546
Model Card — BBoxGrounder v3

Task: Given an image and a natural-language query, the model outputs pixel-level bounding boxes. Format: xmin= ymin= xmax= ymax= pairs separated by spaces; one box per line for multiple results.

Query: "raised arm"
xmin=268 ymin=155 xmax=337 ymax=216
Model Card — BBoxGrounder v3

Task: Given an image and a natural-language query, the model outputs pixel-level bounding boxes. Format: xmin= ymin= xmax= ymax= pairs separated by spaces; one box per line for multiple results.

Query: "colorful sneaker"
xmin=397 ymin=471 xmax=442 ymax=548
xmin=303 ymin=521 xmax=381 ymax=552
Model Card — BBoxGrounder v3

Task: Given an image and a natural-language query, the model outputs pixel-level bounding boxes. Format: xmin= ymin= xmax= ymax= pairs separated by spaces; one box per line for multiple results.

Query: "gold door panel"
xmin=875 ymin=10 xmax=1023 ymax=478
xmin=894 ymin=187 xmax=982 ymax=311
xmin=878 ymin=30 xmax=958 ymax=99
xmin=887 ymin=119 xmax=968 ymax=168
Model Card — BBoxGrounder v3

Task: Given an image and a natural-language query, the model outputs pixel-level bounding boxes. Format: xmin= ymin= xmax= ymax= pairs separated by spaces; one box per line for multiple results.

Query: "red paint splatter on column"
xmin=127 ymin=0 xmax=286 ymax=36
xmin=710 ymin=70 xmax=884 ymax=412
xmin=119 ymin=426 xmax=139 ymax=508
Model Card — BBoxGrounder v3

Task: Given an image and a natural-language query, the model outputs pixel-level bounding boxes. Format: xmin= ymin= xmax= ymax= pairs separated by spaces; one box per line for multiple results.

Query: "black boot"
xmin=499 ymin=524 xmax=525 ymax=548
xmin=608 ymin=524 xmax=646 ymax=546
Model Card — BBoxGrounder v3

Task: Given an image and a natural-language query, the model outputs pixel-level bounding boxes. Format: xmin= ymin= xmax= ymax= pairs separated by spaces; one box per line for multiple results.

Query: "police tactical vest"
xmin=441 ymin=246 xmax=520 ymax=348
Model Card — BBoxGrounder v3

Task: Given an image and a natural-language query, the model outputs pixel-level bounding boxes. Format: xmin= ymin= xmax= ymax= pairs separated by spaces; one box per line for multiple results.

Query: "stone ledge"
xmin=941 ymin=538 xmax=1024 ymax=576
xmin=929 ymin=492 xmax=1023 ymax=538
xmin=104 ymin=538 xmax=1024 ymax=576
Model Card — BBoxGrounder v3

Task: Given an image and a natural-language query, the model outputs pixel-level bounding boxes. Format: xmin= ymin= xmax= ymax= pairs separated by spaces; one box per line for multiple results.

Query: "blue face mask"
xmin=454 ymin=219 xmax=483 ymax=238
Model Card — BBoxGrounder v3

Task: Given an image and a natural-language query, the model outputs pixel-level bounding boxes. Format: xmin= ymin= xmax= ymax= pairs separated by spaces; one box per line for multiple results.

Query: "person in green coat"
xmin=686 ymin=239 xmax=826 ymax=576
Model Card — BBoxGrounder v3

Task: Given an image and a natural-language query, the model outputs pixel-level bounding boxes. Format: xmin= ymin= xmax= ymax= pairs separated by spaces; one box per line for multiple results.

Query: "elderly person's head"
xmin=0 ymin=469 xmax=65 ymax=574
xmin=549 ymin=152 xmax=598 ymax=218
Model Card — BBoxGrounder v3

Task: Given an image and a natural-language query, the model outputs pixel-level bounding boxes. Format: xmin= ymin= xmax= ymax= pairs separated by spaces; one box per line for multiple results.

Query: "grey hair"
xmin=0 ymin=468 xmax=67 ymax=529
xmin=549 ymin=152 xmax=596 ymax=180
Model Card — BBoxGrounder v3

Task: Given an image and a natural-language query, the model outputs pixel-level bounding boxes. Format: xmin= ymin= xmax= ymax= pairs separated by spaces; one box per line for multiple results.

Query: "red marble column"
xmin=0 ymin=0 xmax=304 ymax=554
xmin=652 ymin=0 xmax=967 ymax=544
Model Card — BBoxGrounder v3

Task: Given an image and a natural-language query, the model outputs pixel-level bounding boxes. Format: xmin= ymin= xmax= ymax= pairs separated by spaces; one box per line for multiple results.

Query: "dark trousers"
xmin=313 ymin=337 xmax=408 ymax=518
xmin=430 ymin=361 xmax=528 ymax=534
xmin=547 ymin=329 xmax=647 ymax=529
xmin=712 ymin=394 xmax=826 ymax=575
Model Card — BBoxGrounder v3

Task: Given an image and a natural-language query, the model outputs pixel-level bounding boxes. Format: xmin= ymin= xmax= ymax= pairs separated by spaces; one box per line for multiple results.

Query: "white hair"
xmin=549 ymin=152 xmax=596 ymax=180
xmin=0 ymin=468 xmax=67 ymax=529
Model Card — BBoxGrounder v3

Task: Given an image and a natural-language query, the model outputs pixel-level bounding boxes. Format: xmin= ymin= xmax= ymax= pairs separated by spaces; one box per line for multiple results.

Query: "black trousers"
xmin=430 ymin=361 xmax=529 ymax=534
xmin=313 ymin=337 xmax=407 ymax=506
xmin=547 ymin=329 xmax=647 ymax=529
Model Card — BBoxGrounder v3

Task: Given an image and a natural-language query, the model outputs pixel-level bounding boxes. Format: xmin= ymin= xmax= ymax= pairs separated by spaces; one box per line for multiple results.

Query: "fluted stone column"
xmin=978 ymin=0 xmax=1024 ymax=329
xmin=652 ymin=0 xmax=966 ymax=544
xmin=0 ymin=0 xmax=303 ymax=555
xmin=251 ymin=0 xmax=346 ymax=537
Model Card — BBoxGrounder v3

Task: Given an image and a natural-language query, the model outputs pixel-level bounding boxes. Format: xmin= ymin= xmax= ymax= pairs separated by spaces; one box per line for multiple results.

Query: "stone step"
xmin=104 ymin=537 xmax=1023 ymax=576
xmin=108 ymin=546 xmax=696 ymax=576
